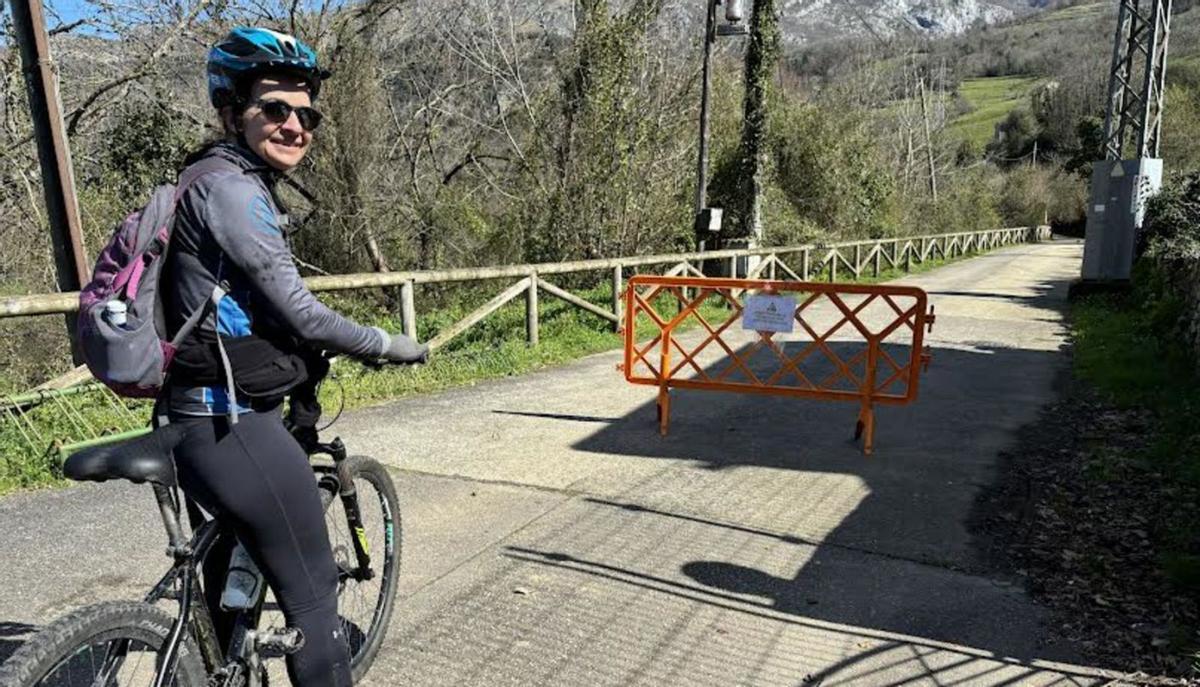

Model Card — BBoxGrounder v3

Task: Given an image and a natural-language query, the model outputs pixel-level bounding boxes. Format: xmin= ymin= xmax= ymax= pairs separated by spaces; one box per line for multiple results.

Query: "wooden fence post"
xmin=401 ymin=280 xmax=417 ymax=340
xmin=612 ymin=265 xmax=623 ymax=333
xmin=527 ymin=273 xmax=539 ymax=345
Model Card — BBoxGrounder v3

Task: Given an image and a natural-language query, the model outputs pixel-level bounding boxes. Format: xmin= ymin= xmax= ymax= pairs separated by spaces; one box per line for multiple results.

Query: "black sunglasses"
xmin=254 ymin=98 xmax=323 ymax=132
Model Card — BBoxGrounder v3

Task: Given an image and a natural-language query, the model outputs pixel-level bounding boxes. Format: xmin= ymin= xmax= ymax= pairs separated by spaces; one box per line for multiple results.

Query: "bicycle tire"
xmin=0 ymin=601 xmax=206 ymax=687
xmin=321 ymin=455 xmax=401 ymax=682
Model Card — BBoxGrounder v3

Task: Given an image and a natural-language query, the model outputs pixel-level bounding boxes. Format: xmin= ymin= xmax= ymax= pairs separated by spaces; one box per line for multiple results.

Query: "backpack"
xmin=78 ymin=165 xmax=224 ymax=398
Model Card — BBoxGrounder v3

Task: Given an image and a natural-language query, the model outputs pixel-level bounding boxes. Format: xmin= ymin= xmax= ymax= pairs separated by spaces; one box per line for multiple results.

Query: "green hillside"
xmin=949 ymin=76 xmax=1041 ymax=147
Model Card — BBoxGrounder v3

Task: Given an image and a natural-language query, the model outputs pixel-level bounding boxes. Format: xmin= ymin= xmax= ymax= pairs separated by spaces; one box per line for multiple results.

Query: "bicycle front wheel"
xmin=0 ymin=601 xmax=205 ymax=687
xmin=322 ymin=455 xmax=401 ymax=682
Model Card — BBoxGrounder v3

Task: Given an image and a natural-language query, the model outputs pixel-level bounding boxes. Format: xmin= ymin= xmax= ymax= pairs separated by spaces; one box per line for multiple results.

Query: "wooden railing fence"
xmin=0 ymin=226 xmax=1051 ymax=355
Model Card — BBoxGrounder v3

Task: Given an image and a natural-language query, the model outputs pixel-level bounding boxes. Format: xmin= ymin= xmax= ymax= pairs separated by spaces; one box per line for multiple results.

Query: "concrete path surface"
xmin=0 ymin=239 xmax=1126 ymax=685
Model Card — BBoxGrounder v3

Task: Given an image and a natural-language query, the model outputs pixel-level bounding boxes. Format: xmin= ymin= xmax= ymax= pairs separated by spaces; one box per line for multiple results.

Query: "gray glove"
xmin=372 ymin=327 xmax=430 ymax=364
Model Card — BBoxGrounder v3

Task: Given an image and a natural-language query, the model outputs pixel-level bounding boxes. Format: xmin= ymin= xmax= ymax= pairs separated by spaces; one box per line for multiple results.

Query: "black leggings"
xmin=170 ymin=408 xmax=352 ymax=687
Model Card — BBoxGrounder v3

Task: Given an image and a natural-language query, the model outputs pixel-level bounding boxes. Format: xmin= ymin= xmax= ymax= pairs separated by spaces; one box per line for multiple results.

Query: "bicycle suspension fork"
xmin=325 ymin=438 xmax=375 ymax=581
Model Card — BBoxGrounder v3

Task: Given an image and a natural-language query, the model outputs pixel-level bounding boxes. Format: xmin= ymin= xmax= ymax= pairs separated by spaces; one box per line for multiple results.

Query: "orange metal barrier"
xmin=619 ymin=275 xmax=936 ymax=454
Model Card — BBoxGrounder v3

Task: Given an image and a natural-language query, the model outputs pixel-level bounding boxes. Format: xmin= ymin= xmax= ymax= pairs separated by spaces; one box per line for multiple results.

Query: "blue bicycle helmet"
xmin=207 ymin=27 xmax=330 ymax=108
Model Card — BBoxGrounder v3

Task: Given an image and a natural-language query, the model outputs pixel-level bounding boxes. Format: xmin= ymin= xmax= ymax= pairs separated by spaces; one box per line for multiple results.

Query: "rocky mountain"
xmin=777 ymin=0 xmax=1062 ymax=46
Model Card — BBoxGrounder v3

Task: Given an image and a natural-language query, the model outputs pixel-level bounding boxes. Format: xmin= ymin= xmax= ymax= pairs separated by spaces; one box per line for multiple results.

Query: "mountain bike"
xmin=0 ymin=417 xmax=401 ymax=687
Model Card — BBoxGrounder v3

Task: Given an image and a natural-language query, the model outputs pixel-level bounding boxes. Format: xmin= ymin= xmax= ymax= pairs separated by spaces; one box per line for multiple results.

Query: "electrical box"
xmin=695 ymin=207 xmax=723 ymax=233
xmin=1080 ymin=158 xmax=1163 ymax=281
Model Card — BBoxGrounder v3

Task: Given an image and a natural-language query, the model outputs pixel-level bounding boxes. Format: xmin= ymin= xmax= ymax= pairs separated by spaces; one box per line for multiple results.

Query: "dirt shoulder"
xmin=971 ymin=365 xmax=1200 ymax=684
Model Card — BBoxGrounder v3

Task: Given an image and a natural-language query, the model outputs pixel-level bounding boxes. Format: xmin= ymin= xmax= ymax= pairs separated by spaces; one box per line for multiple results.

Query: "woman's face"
xmin=229 ymin=76 xmax=316 ymax=171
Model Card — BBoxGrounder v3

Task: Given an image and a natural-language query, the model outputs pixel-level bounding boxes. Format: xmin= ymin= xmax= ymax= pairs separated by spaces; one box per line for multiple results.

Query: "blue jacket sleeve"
xmin=196 ymin=173 xmax=386 ymax=358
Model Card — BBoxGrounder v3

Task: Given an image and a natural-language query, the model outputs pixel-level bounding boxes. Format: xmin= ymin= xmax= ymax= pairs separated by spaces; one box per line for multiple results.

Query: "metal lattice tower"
xmin=1101 ymin=0 xmax=1172 ymax=160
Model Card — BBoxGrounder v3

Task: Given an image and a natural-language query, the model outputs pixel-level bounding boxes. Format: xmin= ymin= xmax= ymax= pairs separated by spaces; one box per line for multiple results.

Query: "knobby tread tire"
xmin=329 ymin=455 xmax=402 ymax=684
xmin=0 ymin=601 xmax=205 ymax=687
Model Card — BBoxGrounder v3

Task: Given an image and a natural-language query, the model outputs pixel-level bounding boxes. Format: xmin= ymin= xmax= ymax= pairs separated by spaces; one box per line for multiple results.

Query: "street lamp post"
xmin=694 ymin=0 xmax=746 ymax=248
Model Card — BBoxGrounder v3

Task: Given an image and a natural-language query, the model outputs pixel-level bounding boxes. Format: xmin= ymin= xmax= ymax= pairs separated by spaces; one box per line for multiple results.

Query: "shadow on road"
xmin=502 ymin=274 xmax=1098 ymax=681
xmin=502 ymin=546 xmax=1101 ymax=686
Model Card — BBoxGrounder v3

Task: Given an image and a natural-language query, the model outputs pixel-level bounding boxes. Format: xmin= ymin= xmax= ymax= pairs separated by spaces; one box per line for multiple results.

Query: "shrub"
xmin=1140 ymin=173 xmax=1200 ymax=261
xmin=766 ymin=101 xmax=897 ymax=239
xmin=998 ymin=165 xmax=1087 ymax=228
xmin=1162 ymin=84 xmax=1200 ymax=175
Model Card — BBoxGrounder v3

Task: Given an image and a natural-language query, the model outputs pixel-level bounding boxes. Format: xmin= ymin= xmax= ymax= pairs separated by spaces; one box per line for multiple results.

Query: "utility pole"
xmin=692 ymin=0 xmax=746 ymax=260
xmin=694 ymin=0 xmax=718 ymax=219
xmin=10 ymin=0 xmax=87 ymax=359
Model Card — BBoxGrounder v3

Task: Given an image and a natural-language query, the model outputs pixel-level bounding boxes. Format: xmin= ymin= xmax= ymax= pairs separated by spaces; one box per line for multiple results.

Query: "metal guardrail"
xmin=0 ymin=226 xmax=1049 ymax=355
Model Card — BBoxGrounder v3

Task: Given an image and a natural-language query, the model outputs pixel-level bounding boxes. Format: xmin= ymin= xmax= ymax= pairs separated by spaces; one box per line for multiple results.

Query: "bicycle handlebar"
xmin=322 ymin=351 xmax=429 ymax=370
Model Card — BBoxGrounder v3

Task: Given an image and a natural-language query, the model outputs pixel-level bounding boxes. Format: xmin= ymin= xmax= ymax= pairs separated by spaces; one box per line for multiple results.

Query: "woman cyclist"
xmin=160 ymin=27 xmax=425 ymax=686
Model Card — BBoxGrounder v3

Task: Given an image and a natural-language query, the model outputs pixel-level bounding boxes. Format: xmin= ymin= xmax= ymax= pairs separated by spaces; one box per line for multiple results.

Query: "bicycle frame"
xmin=145 ymin=485 xmax=232 ymax=687
xmin=129 ymin=435 xmax=375 ymax=686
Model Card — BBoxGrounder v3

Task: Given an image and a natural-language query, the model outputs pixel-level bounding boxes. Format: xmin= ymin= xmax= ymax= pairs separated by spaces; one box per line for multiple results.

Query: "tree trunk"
xmin=918 ymin=76 xmax=939 ymax=204
xmin=736 ymin=0 xmax=780 ymax=242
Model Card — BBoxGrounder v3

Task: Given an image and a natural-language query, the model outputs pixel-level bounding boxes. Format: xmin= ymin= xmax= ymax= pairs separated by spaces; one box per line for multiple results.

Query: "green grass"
xmin=1031 ymin=1 xmax=1106 ymax=23
xmin=0 ymin=243 xmax=1011 ymax=495
xmin=0 ymin=392 xmax=151 ymax=493
xmin=1070 ymin=269 xmax=1200 ymax=602
xmin=949 ymin=76 xmax=1041 ymax=149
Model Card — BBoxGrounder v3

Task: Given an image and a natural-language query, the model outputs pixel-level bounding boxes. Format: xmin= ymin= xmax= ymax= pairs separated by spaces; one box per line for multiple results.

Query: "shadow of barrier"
xmin=620 ymin=275 xmax=936 ymax=454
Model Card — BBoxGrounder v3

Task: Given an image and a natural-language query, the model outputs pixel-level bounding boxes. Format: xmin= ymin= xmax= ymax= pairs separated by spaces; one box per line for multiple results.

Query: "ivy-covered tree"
xmin=727 ymin=0 xmax=780 ymax=241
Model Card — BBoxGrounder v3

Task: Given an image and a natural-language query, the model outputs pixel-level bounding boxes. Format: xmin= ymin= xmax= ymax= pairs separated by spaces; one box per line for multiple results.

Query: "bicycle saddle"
xmin=63 ymin=424 xmax=186 ymax=488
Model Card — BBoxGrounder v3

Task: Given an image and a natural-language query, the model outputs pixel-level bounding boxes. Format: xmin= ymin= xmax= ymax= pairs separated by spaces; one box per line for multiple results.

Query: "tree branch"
xmin=65 ymin=0 xmax=213 ymax=137
xmin=49 ymin=19 xmax=89 ymax=36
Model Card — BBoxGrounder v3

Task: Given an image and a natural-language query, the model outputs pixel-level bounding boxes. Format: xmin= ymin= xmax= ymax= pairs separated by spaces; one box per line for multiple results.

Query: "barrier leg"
xmin=658 ymin=327 xmax=673 ymax=436
xmin=856 ymin=405 xmax=875 ymax=455
xmin=657 ymin=385 xmax=670 ymax=436
xmin=854 ymin=405 xmax=876 ymax=454
xmin=857 ymin=339 xmax=880 ymax=455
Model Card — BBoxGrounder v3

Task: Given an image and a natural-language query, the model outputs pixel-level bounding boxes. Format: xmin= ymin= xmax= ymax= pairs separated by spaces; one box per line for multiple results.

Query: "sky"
xmin=4 ymin=0 xmax=359 ymax=44
xmin=42 ymin=0 xmax=93 ymax=28
xmin=36 ymin=0 xmax=357 ymax=31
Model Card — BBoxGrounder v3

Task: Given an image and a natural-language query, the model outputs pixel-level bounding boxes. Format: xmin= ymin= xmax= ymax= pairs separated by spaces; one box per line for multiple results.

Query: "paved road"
xmin=0 ymin=239 xmax=1124 ymax=685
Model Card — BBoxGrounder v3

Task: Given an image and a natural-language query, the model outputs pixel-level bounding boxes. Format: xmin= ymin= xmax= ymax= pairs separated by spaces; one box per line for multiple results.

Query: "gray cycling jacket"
xmin=163 ymin=142 xmax=384 ymax=415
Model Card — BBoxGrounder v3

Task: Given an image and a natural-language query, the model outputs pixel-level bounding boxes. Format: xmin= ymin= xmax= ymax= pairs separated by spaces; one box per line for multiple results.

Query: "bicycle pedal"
xmin=252 ymin=626 xmax=305 ymax=658
xmin=207 ymin=663 xmax=244 ymax=687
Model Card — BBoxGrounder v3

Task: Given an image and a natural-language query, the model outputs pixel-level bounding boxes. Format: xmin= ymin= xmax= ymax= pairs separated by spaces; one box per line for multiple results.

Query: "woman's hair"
xmin=181 ymin=98 xmax=249 ymax=165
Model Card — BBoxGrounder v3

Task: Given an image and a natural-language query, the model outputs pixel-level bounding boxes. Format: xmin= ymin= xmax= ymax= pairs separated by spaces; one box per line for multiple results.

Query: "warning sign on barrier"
xmin=742 ymin=293 xmax=796 ymax=333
